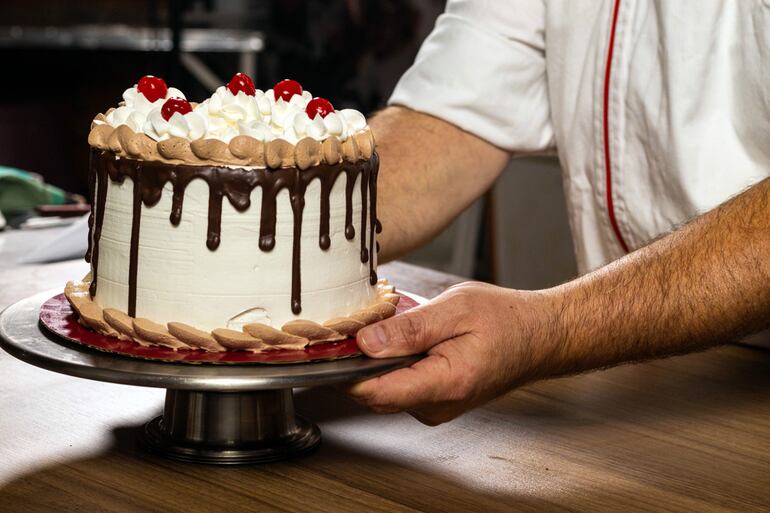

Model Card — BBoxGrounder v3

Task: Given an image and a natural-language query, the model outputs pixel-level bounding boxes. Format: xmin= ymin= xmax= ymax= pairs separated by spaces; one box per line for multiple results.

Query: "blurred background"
xmin=0 ymin=0 xmax=577 ymax=289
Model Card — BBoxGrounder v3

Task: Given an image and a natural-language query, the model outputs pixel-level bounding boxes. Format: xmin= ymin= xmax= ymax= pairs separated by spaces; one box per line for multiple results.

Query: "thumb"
xmin=356 ymin=296 xmax=465 ymax=357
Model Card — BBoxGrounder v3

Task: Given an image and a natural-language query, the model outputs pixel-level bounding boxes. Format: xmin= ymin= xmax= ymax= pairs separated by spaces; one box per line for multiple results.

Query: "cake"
xmin=64 ymin=73 xmax=398 ymax=352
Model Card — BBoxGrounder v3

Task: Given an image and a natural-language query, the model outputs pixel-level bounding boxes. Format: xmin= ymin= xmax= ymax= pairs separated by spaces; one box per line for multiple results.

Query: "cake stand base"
xmin=0 ymin=290 xmax=425 ymax=466
xmin=142 ymin=389 xmax=320 ymax=465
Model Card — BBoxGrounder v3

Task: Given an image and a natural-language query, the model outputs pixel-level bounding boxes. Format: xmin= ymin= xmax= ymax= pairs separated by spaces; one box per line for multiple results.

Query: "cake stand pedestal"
xmin=0 ymin=290 xmax=421 ymax=465
xmin=142 ymin=389 xmax=321 ymax=464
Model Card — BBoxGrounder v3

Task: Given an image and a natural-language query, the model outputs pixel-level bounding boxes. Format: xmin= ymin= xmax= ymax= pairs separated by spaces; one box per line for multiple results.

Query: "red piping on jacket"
xmin=603 ymin=0 xmax=630 ymax=253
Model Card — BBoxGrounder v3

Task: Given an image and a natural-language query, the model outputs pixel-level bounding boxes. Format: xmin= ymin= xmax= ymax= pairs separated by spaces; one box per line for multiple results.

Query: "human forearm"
xmin=348 ymin=173 xmax=770 ymax=426
xmin=539 ymin=177 xmax=770 ymax=380
xmin=371 ymin=106 xmax=510 ymax=262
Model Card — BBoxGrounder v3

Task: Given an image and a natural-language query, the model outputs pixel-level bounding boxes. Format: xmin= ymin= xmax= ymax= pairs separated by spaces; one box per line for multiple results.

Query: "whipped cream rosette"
xmin=90 ymin=74 xmax=374 ymax=167
xmin=102 ymin=75 xmax=187 ymax=133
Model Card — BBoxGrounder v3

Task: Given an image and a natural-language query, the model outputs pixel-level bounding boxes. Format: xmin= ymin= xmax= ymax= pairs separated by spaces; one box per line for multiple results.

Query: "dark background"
xmin=0 ymin=0 xmax=443 ymax=196
xmin=0 ymin=0 xmax=580 ymax=289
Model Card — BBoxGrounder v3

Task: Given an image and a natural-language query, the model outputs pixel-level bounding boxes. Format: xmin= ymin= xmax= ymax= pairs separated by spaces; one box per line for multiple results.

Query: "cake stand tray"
xmin=0 ymin=290 xmax=424 ymax=465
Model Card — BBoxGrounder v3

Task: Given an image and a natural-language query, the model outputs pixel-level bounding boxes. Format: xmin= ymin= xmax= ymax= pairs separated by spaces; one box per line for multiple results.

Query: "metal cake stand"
xmin=0 ymin=290 xmax=421 ymax=465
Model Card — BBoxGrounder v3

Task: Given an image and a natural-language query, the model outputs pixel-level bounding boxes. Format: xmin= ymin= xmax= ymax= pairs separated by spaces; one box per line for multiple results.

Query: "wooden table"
xmin=0 ymin=259 xmax=768 ymax=512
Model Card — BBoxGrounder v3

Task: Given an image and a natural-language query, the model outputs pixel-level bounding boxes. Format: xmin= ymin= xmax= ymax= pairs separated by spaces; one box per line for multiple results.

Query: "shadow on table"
xmin=299 ymin=347 xmax=770 ymax=511
xmin=0 ymin=346 xmax=768 ymax=512
xmin=0 ymin=405 xmax=544 ymax=513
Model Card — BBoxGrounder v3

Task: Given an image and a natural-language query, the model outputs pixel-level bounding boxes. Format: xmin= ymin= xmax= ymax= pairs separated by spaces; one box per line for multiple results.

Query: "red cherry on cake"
xmin=227 ymin=72 xmax=256 ymax=96
xmin=137 ymin=75 xmax=168 ymax=103
xmin=161 ymin=98 xmax=192 ymax=121
xmin=305 ymin=97 xmax=335 ymax=119
xmin=273 ymin=79 xmax=303 ymax=102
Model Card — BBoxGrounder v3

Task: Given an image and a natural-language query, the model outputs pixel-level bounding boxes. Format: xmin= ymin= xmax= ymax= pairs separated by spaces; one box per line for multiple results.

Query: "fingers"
xmin=348 ymin=337 xmax=477 ymax=414
xmin=356 ymin=291 xmax=470 ymax=357
xmin=347 ymin=354 xmax=452 ymax=413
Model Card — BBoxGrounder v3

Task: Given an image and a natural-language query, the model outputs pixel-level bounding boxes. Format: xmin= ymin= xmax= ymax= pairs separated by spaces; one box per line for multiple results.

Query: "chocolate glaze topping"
xmin=84 ymin=155 xmax=97 ymax=263
xmin=87 ymin=149 xmax=379 ymax=316
xmin=344 ymin=168 xmax=357 ymax=241
xmin=87 ymin=154 xmax=109 ymax=297
xmin=359 ymin=164 xmax=369 ymax=265
xmin=128 ymin=177 xmax=142 ymax=316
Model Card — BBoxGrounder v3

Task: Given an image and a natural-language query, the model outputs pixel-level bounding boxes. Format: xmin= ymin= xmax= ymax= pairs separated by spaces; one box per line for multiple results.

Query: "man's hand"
xmin=347 ymin=282 xmax=556 ymax=426
xmin=350 ymin=176 xmax=770 ymax=426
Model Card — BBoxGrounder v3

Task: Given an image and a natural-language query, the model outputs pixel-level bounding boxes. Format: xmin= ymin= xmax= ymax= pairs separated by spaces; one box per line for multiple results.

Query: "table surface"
xmin=0 ymin=255 xmax=769 ymax=512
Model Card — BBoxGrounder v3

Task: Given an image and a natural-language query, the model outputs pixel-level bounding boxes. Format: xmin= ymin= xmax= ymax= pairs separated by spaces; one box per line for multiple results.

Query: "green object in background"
xmin=0 ymin=167 xmax=68 ymax=215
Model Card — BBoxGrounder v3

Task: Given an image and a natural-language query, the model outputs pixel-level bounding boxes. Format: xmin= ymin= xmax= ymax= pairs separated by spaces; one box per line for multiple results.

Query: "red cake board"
xmin=39 ymin=293 xmax=418 ymax=365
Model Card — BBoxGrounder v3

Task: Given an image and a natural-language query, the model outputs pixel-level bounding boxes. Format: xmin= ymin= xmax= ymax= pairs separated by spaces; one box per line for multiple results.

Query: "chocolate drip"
xmin=359 ymin=164 xmax=369 ymax=264
xmin=170 ymin=185 xmax=185 ymax=225
xmin=259 ymin=179 xmax=278 ymax=251
xmin=84 ymin=151 xmax=98 ymax=263
xmin=137 ymin=166 xmax=169 ymax=207
xmin=88 ymin=149 xmax=379 ymax=317
xmin=290 ymin=169 xmax=307 ymax=313
xmin=344 ymin=169 xmax=357 ymax=240
xmin=207 ymin=184 xmax=224 ymax=251
xmin=319 ymin=173 xmax=334 ymax=251
xmin=368 ymin=153 xmax=379 ymax=284
xmin=128 ymin=174 xmax=142 ymax=317
xmin=222 ymin=168 xmax=256 ymax=211
xmin=88 ymin=158 xmax=109 ymax=297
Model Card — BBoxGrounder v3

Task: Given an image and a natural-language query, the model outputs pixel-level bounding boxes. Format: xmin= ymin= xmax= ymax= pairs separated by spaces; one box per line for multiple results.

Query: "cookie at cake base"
xmin=41 ymin=292 xmax=419 ymax=365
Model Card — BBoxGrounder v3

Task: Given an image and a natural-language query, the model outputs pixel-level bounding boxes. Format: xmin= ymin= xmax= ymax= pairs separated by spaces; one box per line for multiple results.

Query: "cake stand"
xmin=0 ymin=290 xmax=423 ymax=465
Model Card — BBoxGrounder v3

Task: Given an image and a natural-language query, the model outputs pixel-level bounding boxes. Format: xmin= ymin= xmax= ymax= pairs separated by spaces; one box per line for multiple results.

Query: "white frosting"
xmin=102 ymin=83 xmax=370 ymax=145
xmin=143 ymin=108 xmax=208 ymax=141
xmin=92 ymin=159 xmax=378 ymax=330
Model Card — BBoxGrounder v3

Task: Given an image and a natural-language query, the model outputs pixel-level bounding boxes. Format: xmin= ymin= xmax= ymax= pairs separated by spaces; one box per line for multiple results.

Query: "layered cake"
xmin=65 ymin=73 xmax=398 ymax=352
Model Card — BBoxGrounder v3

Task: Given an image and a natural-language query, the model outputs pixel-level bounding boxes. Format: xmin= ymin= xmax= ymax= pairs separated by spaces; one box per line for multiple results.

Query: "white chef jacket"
xmin=389 ymin=0 xmax=770 ymax=273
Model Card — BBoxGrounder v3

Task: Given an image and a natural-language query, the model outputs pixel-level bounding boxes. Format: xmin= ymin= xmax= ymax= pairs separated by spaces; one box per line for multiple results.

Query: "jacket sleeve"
xmin=388 ymin=0 xmax=554 ymax=154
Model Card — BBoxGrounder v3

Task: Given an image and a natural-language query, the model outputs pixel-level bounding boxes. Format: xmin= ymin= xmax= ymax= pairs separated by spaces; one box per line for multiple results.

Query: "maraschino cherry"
xmin=137 ymin=75 xmax=168 ymax=103
xmin=273 ymin=79 xmax=303 ymax=102
xmin=161 ymin=98 xmax=192 ymax=121
xmin=305 ymin=97 xmax=334 ymax=119
xmin=227 ymin=72 xmax=256 ymax=96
